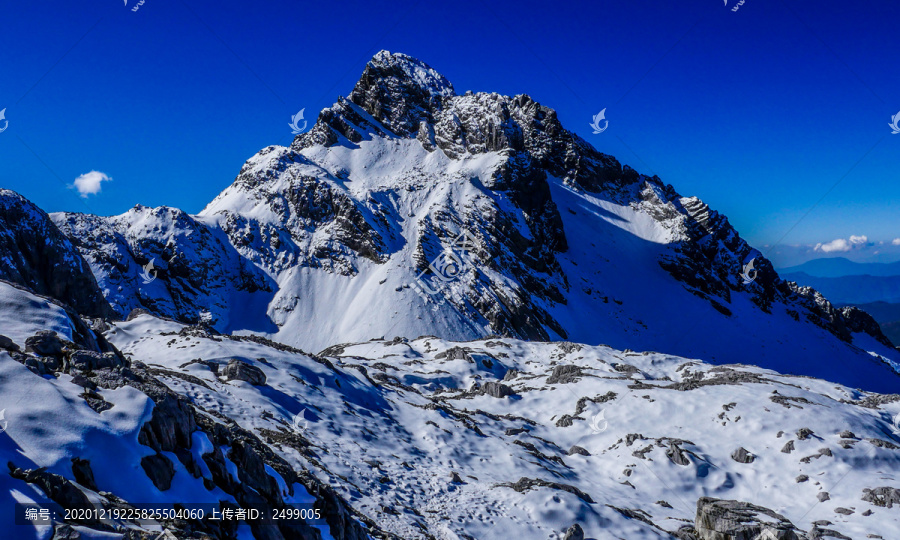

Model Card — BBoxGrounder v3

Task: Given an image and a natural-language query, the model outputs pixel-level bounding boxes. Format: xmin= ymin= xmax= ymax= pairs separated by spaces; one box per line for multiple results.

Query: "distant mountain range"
xmin=780 ymin=256 xmax=900 ymax=278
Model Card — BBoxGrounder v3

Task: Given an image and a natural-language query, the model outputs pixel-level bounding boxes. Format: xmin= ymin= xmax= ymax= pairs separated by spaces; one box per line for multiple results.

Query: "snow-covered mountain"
xmin=3 ymin=50 xmax=900 ymax=540
xmin=52 ymin=51 xmax=899 ymax=393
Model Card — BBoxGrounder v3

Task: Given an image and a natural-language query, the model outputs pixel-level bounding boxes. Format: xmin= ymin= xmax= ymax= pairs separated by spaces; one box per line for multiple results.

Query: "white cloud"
xmin=814 ymin=235 xmax=871 ymax=253
xmin=892 ymin=238 xmax=900 ymax=246
xmin=71 ymin=171 xmax=111 ymax=198
xmin=814 ymin=238 xmax=851 ymax=253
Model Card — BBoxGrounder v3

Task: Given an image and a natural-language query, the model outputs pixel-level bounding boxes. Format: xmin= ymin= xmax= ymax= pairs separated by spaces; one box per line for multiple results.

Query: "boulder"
xmin=481 ymin=381 xmax=514 ymax=398
xmin=222 ymin=359 xmax=267 ymax=386
xmin=434 ymin=347 xmax=472 ymax=362
xmin=731 ymin=447 xmax=755 ymax=464
xmin=564 ymin=523 xmax=584 ymax=540
xmin=25 ymin=330 xmax=66 ymax=357
xmin=67 ymin=351 xmax=123 ymax=372
xmin=667 ymin=441 xmax=691 ymax=466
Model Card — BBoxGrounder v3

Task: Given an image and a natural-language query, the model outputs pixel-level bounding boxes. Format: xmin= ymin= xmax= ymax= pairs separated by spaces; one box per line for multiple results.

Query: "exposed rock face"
xmin=222 ymin=358 xmax=267 ymax=386
xmin=695 ymin=497 xmax=807 ymax=540
xmin=840 ymin=306 xmax=895 ymax=347
xmin=347 ymin=50 xmax=455 ymax=139
xmin=861 ymin=486 xmax=900 ymax=508
xmin=0 ymin=190 xmax=111 ymax=318
xmin=7 ymin=464 xmax=99 ymax=526
xmin=70 ymin=458 xmax=98 ymax=491
xmin=547 ymin=364 xmax=583 ymax=384
xmin=140 ymin=453 xmax=175 ymax=491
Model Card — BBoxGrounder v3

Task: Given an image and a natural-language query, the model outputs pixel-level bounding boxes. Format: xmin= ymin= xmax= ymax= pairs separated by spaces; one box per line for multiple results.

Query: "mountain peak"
xmin=366 ymin=50 xmax=455 ymax=98
xmin=337 ymin=51 xmax=455 ymax=138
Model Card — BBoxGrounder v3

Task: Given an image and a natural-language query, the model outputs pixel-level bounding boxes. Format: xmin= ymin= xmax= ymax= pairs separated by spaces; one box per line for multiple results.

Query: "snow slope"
xmin=100 ymin=312 xmax=900 ymax=539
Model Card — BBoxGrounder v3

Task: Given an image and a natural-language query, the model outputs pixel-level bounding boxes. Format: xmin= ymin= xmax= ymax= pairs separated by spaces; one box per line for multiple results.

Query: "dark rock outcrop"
xmin=25 ymin=330 xmax=67 ymax=357
xmin=0 ymin=189 xmax=111 ymax=318
xmin=0 ymin=334 xmax=19 ymax=351
xmin=7 ymin=463 xmax=100 ymax=526
xmin=547 ymin=364 xmax=583 ymax=384
xmin=695 ymin=497 xmax=807 ymax=540
xmin=861 ymin=486 xmax=900 ymax=508
xmin=70 ymin=458 xmax=98 ymax=491
xmin=564 ymin=523 xmax=585 ymax=540
xmin=481 ymin=381 xmax=515 ymax=398
xmin=140 ymin=453 xmax=175 ymax=491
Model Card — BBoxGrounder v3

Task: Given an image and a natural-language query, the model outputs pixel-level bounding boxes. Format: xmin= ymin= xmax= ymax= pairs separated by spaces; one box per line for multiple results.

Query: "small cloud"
xmin=815 ymin=239 xmax=851 ymax=253
xmin=71 ymin=171 xmax=111 ymax=198
xmin=892 ymin=238 xmax=900 ymax=246
xmin=814 ymin=235 xmax=870 ymax=253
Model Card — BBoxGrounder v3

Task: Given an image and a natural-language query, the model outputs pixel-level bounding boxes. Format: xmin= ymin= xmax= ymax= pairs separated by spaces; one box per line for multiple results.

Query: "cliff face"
xmin=0 ymin=189 xmax=112 ymax=319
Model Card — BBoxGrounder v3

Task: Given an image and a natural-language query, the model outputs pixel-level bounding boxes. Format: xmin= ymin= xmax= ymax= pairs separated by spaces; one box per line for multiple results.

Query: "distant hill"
xmin=780 ymin=257 xmax=900 ymax=278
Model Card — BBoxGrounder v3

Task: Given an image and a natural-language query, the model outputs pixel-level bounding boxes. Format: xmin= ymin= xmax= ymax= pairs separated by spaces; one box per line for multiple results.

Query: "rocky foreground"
xmin=0 ymin=280 xmax=897 ymax=539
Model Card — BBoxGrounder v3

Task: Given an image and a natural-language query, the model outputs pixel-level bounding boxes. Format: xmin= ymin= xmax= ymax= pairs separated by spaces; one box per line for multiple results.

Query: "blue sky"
xmin=2 ymin=0 xmax=899 ymax=266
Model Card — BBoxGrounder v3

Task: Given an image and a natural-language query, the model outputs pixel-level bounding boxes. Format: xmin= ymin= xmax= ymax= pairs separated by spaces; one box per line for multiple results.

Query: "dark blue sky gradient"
xmin=2 ymin=0 xmax=899 ymax=262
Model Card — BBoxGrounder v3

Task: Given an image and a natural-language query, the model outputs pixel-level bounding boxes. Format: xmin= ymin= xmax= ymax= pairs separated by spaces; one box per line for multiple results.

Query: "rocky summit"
xmin=0 ymin=51 xmax=898 ymax=539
